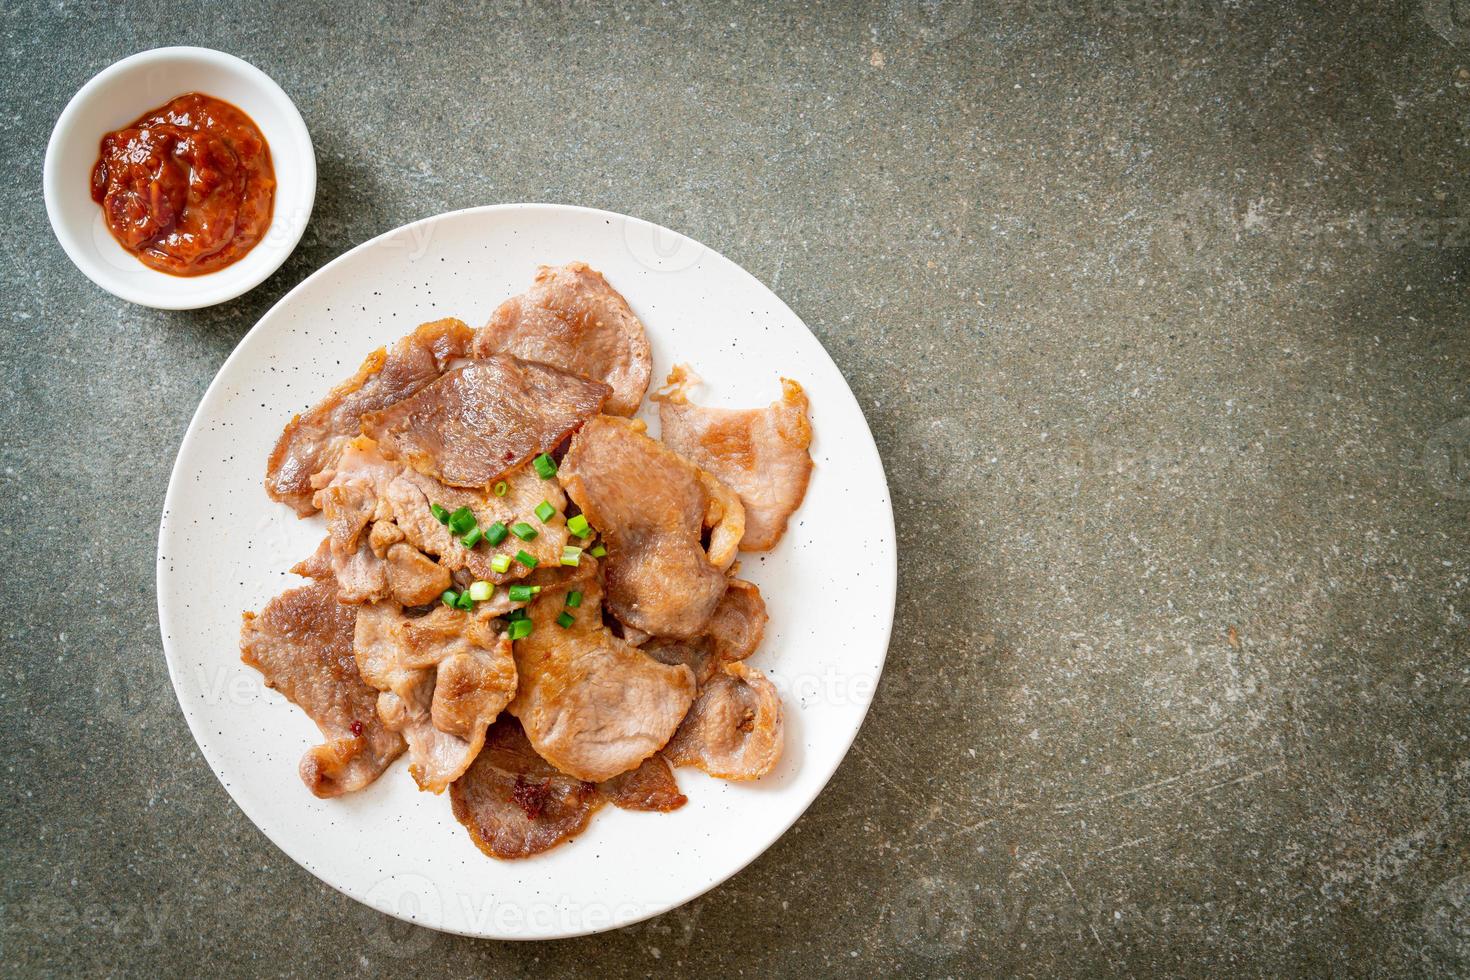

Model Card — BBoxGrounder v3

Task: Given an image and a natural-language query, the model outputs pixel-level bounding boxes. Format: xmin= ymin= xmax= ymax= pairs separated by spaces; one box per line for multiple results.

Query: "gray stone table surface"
xmin=2 ymin=0 xmax=1467 ymax=976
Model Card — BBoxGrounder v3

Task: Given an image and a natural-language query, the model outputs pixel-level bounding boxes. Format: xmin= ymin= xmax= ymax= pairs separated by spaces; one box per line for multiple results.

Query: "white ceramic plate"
xmin=156 ymin=204 xmax=895 ymax=939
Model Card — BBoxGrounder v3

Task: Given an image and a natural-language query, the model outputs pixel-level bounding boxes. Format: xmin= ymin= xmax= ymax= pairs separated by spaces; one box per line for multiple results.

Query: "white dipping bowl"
xmin=44 ymin=47 xmax=316 ymax=310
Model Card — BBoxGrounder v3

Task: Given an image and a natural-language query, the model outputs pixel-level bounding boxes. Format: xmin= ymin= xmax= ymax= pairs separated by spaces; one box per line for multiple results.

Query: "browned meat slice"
xmin=508 ymin=559 xmax=696 ymax=781
xmin=360 ymin=356 xmax=610 ymax=490
xmin=705 ymin=578 xmax=767 ymax=663
xmin=643 ymin=638 xmax=718 ymax=686
xmin=355 ymin=603 xmax=516 ymax=793
xmin=474 ymin=263 xmax=651 ymax=416
xmin=450 ymin=716 xmax=603 ymax=859
xmin=450 ymin=716 xmax=686 ymax=860
xmin=599 ymin=753 xmax=687 ymax=812
xmin=266 ymin=318 xmax=474 ymax=515
xmin=666 ymin=662 xmax=783 ymax=781
xmin=384 ymin=543 xmax=451 ymax=605
xmin=385 ymin=463 xmax=570 ymax=584
xmin=311 ymin=439 xmax=569 ymax=588
xmin=656 ymin=367 xmax=814 ymax=551
xmin=559 ymin=415 xmax=744 ymax=639
xmin=240 ymin=577 xmax=405 ymax=798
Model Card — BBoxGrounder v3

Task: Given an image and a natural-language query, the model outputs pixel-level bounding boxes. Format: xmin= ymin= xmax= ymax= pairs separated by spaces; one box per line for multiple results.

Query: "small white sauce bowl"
xmin=44 ymin=46 xmax=316 ymax=310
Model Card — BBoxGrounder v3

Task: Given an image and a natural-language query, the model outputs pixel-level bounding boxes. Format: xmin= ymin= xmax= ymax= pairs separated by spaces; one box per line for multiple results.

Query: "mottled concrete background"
xmin=2 ymin=0 xmax=1467 ymax=975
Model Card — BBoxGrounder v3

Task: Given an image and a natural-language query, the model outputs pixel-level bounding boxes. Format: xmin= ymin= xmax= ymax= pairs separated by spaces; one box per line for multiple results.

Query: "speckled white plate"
xmin=156 ymin=204 xmax=895 ymax=940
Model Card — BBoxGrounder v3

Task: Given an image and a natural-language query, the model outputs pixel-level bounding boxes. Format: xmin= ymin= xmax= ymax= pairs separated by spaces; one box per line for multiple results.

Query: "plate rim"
xmin=155 ymin=202 xmax=896 ymax=939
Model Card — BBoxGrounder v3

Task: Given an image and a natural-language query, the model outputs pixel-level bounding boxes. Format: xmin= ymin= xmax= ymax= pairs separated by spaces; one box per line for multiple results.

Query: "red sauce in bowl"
xmin=90 ymin=93 xmax=275 ymax=277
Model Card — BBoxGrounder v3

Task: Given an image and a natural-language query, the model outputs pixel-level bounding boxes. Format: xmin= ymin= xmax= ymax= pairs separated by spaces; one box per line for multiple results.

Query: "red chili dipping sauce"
xmin=90 ymin=93 xmax=275 ymax=276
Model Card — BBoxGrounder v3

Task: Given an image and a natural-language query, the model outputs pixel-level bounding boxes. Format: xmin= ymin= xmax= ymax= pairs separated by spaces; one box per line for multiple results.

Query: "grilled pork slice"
xmin=266 ymin=318 xmax=474 ymax=516
xmin=360 ymin=356 xmax=610 ymax=490
xmin=474 ymin=263 xmax=652 ymax=416
xmin=559 ymin=415 xmax=744 ymax=639
xmin=508 ymin=560 xmax=696 ymax=782
xmin=643 ymin=578 xmax=768 ymax=685
xmin=310 ymin=438 xmax=570 ymax=590
xmin=704 ymin=578 xmax=767 ymax=663
xmin=240 ymin=577 xmax=405 ymax=798
xmin=667 ymin=661 xmax=783 ymax=781
xmin=450 ymin=716 xmax=685 ymax=860
xmin=354 ymin=603 xmax=516 ymax=793
xmin=656 ymin=367 xmax=813 ymax=551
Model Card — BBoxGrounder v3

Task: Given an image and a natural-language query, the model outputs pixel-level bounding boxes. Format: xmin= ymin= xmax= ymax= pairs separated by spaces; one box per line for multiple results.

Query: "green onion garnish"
xmin=467 ymin=580 xmax=492 ymax=602
xmin=431 ymin=503 xmax=450 ymax=525
xmin=510 ymin=522 xmax=538 ymax=541
xmin=461 ymin=527 xmax=484 ymax=548
xmin=508 ymin=608 xmax=527 ymax=621
xmin=484 ymin=521 xmax=508 ymax=546
xmin=589 ymin=544 xmax=607 ymax=557
xmin=508 ymin=584 xmax=535 ymax=603
xmin=515 ymin=550 xmax=538 ymax=569
xmin=494 ymin=481 xmax=508 ymax=497
xmin=534 ymin=500 xmax=556 ymax=523
xmin=447 ymin=506 xmax=476 ymax=535
xmin=532 ymin=453 xmax=558 ymax=479
xmin=441 ymin=589 xmax=459 ymax=607
xmin=560 ymin=545 xmax=583 ymax=566
xmin=456 ymin=591 xmax=475 ymax=611
xmin=508 ymin=618 xmax=533 ymax=640
xmin=490 ymin=554 xmax=512 ymax=574
xmin=556 ymin=611 xmax=575 ymax=629
xmin=566 ymin=590 xmax=583 ymax=608
xmin=566 ymin=514 xmax=591 ymax=537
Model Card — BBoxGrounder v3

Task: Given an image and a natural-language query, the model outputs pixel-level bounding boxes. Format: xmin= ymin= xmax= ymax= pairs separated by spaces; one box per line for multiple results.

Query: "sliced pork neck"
xmin=507 ymin=560 xmax=696 ymax=782
xmin=656 ymin=367 xmax=814 ymax=551
xmin=266 ymin=318 xmax=474 ymax=516
xmin=360 ymin=355 xmax=609 ymax=490
xmin=666 ymin=661 xmax=783 ymax=781
xmin=240 ymin=576 xmax=405 ymax=798
xmin=558 ymin=415 xmax=744 ymax=639
xmin=474 ymin=263 xmax=652 ymax=416
xmin=354 ymin=603 xmax=516 ymax=793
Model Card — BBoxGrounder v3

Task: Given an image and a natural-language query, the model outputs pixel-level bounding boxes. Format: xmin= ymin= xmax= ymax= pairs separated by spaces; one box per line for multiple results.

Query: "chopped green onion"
xmin=510 ymin=522 xmax=538 ymax=541
xmin=484 ymin=521 xmax=508 ymax=546
xmin=508 ymin=608 xmax=528 ymax=621
xmin=532 ymin=453 xmax=558 ymax=479
xmin=508 ymin=618 xmax=534 ymax=640
xmin=441 ymin=589 xmax=459 ymax=607
xmin=467 ymin=580 xmax=493 ymax=602
xmin=556 ymin=611 xmax=575 ymax=629
xmin=461 ymin=527 xmax=484 ymax=548
xmin=534 ymin=500 xmax=556 ymax=523
xmin=447 ymin=506 xmax=477 ymax=535
xmin=515 ymin=549 xmax=538 ymax=569
xmin=566 ymin=590 xmax=583 ymax=609
xmin=456 ymin=591 xmax=475 ymax=611
xmin=494 ymin=481 xmax=509 ymax=497
xmin=566 ymin=514 xmax=591 ymax=538
xmin=589 ymin=544 xmax=607 ymax=557
xmin=508 ymin=584 xmax=535 ymax=603
xmin=431 ymin=503 xmax=450 ymax=525
xmin=560 ymin=545 xmax=583 ymax=566
xmin=490 ymin=554 xmax=512 ymax=574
